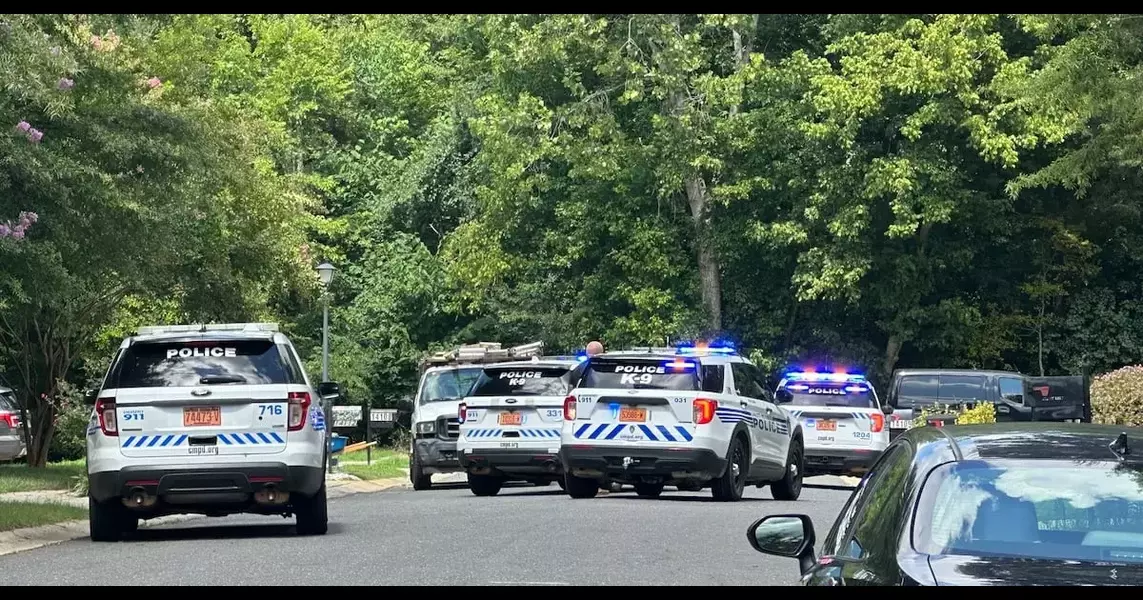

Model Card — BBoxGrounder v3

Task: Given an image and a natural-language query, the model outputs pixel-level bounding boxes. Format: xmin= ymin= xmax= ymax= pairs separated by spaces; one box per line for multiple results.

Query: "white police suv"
xmin=776 ymin=371 xmax=893 ymax=477
xmin=458 ymin=357 xmax=583 ymax=496
xmin=559 ymin=344 xmax=805 ymax=502
xmin=84 ymin=323 xmax=337 ymax=541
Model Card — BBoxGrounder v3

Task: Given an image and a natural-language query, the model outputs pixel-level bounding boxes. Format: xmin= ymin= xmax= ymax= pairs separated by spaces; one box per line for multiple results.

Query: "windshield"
xmin=419 ymin=367 xmax=482 ymax=403
xmin=0 ymin=391 xmax=15 ymax=411
xmin=580 ymin=357 xmax=701 ymax=391
xmin=916 ymin=459 xmax=1143 ymax=564
xmin=470 ymin=367 xmax=573 ymax=396
xmin=782 ymin=381 xmax=877 ymax=408
xmin=111 ymin=340 xmax=301 ymax=388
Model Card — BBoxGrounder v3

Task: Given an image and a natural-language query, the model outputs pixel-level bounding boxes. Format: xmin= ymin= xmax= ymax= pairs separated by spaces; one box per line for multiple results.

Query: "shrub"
xmin=910 ymin=402 xmax=997 ymax=428
xmin=48 ymin=382 xmax=92 ymax=462
xmin=1091 ymin=365 xmax=1143 ymax=426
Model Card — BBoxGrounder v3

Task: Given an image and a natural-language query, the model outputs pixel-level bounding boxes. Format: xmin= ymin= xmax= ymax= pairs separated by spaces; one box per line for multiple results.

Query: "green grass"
xmin=0 ymin=501 xmax=88 ymax=532
xmin=336 ymin=448 xmax=407 ymax=481
xmin=0 ymin=459 xmax=85 ymax=493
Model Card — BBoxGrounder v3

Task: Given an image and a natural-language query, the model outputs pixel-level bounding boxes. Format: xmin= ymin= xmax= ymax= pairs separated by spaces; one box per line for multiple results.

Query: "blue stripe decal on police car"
xmin=572 ymin=424 xmax=694 ymax=442
xmin=122 ymin=434 xmax=191 ymax=448
xmin=715 ymin=407 xmax=750 ymax=424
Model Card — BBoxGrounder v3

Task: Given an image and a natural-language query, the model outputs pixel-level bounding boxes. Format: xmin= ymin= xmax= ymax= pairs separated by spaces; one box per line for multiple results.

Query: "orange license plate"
xmin=498 ymin=412 xmax=522 ymax=426
xmin=183 ymin=406 xmax=221 ymax=427
xmin=817 ymin=420 xmax=837 ymax=431
xmin=619 ymin=407 xmax=647 ymax=422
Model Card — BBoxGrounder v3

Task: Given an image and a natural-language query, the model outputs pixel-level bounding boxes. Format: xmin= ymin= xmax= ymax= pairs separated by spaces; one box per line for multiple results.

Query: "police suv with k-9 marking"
xmin=84 ymin=323 xmax=338 ymax=541
xmin=559 ymin=344 xmax=805 ymax=502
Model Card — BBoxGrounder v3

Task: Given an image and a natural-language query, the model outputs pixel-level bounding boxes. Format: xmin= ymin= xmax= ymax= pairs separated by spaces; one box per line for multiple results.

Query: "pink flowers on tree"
xmin=145 ymin=77 xmax=162 ymax=90
xmin=0 ymin=211 xmax=38 ymax=241
xmin=57 ymin=77 xmax=74 ymax=91
xmin=14 ymin=121 xmax=43 ymax=144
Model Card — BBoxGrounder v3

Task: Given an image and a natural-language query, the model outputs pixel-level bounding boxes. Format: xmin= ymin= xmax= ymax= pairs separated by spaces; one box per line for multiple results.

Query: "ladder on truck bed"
xmin=419 ymin=341 xmax=545 ymax=371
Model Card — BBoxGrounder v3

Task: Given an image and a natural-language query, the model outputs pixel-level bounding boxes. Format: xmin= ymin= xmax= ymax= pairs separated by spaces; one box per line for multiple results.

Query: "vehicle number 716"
xmin=258 ymin=404 xmax=283 ymax=417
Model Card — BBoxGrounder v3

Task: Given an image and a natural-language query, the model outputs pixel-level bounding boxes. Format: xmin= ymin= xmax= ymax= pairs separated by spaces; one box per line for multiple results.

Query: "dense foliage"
xmin=1091 ymin=365 xmax=1143 ymax=427
xmin=2 ymin=14 xmax=1142 ymax=464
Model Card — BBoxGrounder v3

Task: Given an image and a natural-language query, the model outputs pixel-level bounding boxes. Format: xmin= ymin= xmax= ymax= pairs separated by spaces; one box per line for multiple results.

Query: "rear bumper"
xmin=804 ymin=448 xmax=882 ymax=475
xmin=88 ymin=462 xmax=325 ymax=504
xmin=414 ymin=438 xmax=460 ymax=472
xmin=0 ymin=436 xmax=24 ymax=460
xmin=559 ymin=445 xmax=726 ymax=481
xmin=461 ymin=449 xmax=562 ymax=476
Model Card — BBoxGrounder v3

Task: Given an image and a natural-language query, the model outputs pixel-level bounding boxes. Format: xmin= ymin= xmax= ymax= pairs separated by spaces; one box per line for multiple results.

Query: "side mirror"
xmin=747 ymin=514 xmax=817 ymax=575
xmin=84 ymin=389 xmax=99 ymax=406
xmin=317 ymin=382 xmax=341 ymax=399
xmin=775 ymin=389 xmax=793 ymax=404
xmin=881 ymin=404 xmax=894 ymax=415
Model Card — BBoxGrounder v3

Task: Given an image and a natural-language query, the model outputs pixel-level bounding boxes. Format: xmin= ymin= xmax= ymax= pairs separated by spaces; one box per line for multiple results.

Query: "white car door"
xmin=728 ymin=361 xmax=773 ymax=463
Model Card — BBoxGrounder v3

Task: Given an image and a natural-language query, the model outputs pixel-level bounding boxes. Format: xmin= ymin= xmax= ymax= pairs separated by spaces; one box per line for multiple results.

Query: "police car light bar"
xmin=785 ymin=371 xmax=866 ymax=383
xmin=135 ymin=323 xmax=280 ymax=336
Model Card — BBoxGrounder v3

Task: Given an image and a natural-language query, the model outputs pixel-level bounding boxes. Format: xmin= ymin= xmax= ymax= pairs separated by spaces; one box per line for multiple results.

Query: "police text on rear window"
xmin=580 ymin=358 xmax=701 ymax=391
xmin=110 ymin=340 xmax=301 ymax=388
xmin=470 ymin=368 xmax=572 ymax=396
xmin=782 ymin=381 xmax=878 ymax=408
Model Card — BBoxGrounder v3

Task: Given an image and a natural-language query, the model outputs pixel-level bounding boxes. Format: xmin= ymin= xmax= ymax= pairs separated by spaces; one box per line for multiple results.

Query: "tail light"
xmin=458 ymin=403 xmax=467 ymax=422
xmin=563 ymin=395 xmax=576 ymax=420
xmin=287 ymin=392 xmax=311 ymax=431
xmin=0 ymin=412 xmax=17 ymax=429
xmin=870 ymin=412 xmax=884 ymax=433
xmin=95 ymin=398 xmax=118 ymax=436
xmin=693 ymin=398 xmax=718 ymax=424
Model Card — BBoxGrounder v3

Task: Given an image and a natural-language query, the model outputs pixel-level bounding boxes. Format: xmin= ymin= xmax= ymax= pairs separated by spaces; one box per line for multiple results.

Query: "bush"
xmin=1091 ymin=365 xmax=1143 ymax=426
xmin=910 ymin=402 xmax=997 ymax=428
xmin=48 ymin=383 xmax=92 ymax=462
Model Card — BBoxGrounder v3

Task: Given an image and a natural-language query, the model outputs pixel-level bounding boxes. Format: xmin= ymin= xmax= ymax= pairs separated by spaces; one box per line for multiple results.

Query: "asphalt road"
xmin=0 ymin=478 xmax=851 ymax=586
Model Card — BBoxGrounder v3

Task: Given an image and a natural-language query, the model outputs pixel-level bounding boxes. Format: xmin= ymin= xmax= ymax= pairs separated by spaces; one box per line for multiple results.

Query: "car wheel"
xmin=467 ymin=473 xmax=504 ymax=497
xmin=634 ymin=482 xmax=664 ymax=498
xmin=89 ymin=496 xmax=130 ymax=542
xmin=771 ymin=438 xmax=804 ymax=501
xmin=410 ymin=451 xmax=432 ymax=490
xmin=295 ymin=484 xmax=329 ymax=535
xmin=564 ymin=473 xmax=599 ymax=499
xmin=711 ymin=435 xmax=748 ymax=502
xmin=557 ymin=477 xmax=566 ymax=491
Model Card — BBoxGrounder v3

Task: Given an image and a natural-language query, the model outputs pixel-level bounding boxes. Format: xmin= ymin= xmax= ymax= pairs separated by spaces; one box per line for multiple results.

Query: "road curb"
xmin=0 ymin=513 xmax=200 ymax=558
xmin=0 ymin=476 xmax=407 ymax=558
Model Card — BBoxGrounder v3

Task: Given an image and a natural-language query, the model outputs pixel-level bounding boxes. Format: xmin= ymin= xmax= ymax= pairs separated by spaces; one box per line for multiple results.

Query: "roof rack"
xmin=421 ymin=341 xmax=545 ymax=367
xmin=135 ymin=323 xmax=280 ymax=336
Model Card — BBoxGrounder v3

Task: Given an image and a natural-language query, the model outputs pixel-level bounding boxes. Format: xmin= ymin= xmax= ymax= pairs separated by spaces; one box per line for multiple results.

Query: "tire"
xmin=468 ymin=473 xmax=503 ymax=497
xmin=634 ymin=482 xmax=664 ymax=498
xmin=771 ymin=437 xmax=805 ymax=501
xmin=711 ymin=435 xmax=749 ymax=502
xmin=564 ymin=473 xmax=599 ymax=499
xmin=295 ymin=484 xmax=329 ymax=535
xmin=88 ymin=496 xmax=133 ymax=542
xmin=410 ymin=451 xmax=432 ymax=491
xmin=557 ymin=478 xmax=566 ymax=491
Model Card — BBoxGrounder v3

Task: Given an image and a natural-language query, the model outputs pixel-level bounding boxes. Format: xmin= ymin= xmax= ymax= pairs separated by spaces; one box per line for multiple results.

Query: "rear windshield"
xmin=0 ymin=392 xmax=16 ymax=411
xmin=580 ymin=357 xmax=701 ymax=391
xmin=110 ymin=339 xmax=300 ymax=388
xmin=782 ymin=381 xmax=877 ymax=408
xmin=419 ymin=367 xmax=483 ymax=404
xmin=916 ymin=460 xmax=1143 ymax=564
xmin=470 ymin=367 xmax=573 ymax=396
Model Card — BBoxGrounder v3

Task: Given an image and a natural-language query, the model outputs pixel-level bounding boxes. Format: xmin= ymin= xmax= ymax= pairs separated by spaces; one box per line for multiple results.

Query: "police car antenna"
xmin=1110 ymin=432 xmax=1131 ymax=459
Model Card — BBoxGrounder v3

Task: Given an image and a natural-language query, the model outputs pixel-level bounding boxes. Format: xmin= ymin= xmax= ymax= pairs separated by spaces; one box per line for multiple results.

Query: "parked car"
xmin=746 ymin=422 xmax=1143 ymax=585
xmin=885 ymin=369 xmax=1090 ymax=440
xmin=0 ymin=386 xmax=26 ymax=462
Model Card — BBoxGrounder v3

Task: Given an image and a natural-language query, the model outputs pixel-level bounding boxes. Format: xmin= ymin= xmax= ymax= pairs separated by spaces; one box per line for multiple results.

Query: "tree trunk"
xmin=882 ymin=335 xmax=903 ymax=386
xmin=1037 ymin=295 xmax=1046 ymax=376
xmin=685 ymin=175 xmax=723 ymax=332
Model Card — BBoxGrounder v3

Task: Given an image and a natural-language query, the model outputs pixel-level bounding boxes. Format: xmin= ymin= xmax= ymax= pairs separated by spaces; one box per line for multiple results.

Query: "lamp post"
xmin=316 ymin=261 xmax=335 ymax=473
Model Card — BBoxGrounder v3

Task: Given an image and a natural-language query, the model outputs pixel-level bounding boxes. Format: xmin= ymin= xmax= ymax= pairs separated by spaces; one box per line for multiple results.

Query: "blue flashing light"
xmin=664 ymin=359 xmax=696 ymax=371
xmin=785 ymin=371 xmax=867 ymax=383
xmin=787 ymin=384 xmax=809 ymax=391
xmin=676 ymin=340 xmax=738 ymax=355
xmin=575 ymin=351 xmax=588 ymax=362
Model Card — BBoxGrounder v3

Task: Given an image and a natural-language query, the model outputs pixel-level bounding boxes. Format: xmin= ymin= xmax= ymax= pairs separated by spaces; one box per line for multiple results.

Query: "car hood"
xmin=928 ymin=554 xmax=1143 ymax=585
xmin=414 ymin=401 xmax=461 ymax=422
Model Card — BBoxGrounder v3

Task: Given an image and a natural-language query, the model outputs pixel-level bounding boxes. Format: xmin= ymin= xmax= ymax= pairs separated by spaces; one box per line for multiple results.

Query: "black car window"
xmin=938 ymin=375 xmax=988 ymax=401
xmin=701 ymin=364 xmax=725 ymax=394
xmin=0 ymin=391 xmax=16 ymax=411
xmin=822 ymin=443 xmax=903 ymax=558
xmin=998 ymin=376 xmax=1024 ymax=404
xmin=110 ymin=339 xmax=302 ymax=388
xmin=731 ymin=363 xmax=765 ymax=400
xmin=839 ymin=442 xmax=915 ymax=569
xmin=895 ymin=375 xmax=938 ymax=408
xmin=469 ymin=367 xmax=573 ymax=397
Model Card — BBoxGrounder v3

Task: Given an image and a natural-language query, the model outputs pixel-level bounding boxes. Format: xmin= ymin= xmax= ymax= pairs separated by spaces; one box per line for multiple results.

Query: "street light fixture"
xmin=316 ymin=261 xmax=336 ymax=473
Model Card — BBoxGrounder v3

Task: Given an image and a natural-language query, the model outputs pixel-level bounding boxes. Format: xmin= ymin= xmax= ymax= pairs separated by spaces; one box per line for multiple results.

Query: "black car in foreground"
xmin=746 ymin=422 xmax=1143 ymax=585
